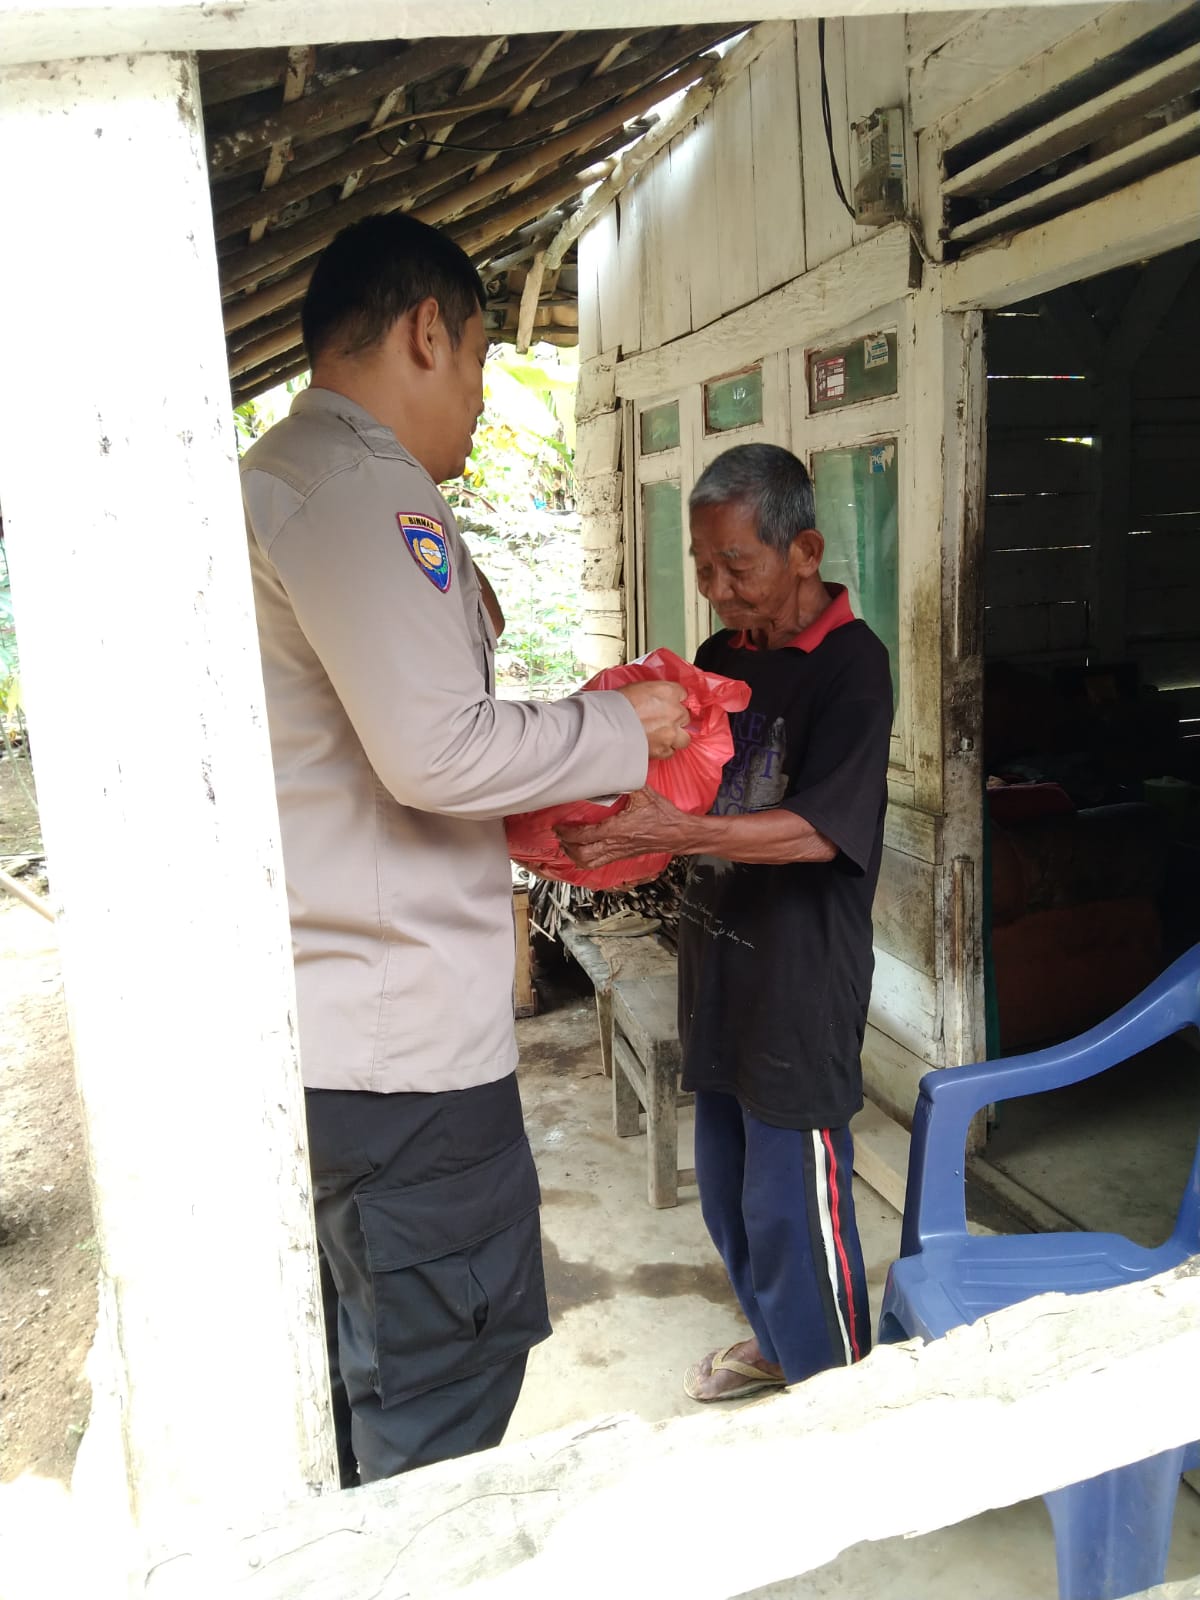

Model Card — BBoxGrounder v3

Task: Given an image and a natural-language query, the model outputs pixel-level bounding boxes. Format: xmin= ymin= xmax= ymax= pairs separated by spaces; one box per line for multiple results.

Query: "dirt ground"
xmin=0 ymin=752 xmax=96 ymax=1485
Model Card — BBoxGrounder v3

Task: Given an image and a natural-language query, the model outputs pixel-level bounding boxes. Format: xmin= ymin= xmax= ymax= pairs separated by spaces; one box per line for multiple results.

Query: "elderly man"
xmin=559 ymin=442 xmax=892 ymax=1400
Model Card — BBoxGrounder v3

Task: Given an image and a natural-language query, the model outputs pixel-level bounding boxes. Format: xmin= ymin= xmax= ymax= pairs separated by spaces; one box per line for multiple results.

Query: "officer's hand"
xmin=617 ymin=681 xmax=691 ymax=760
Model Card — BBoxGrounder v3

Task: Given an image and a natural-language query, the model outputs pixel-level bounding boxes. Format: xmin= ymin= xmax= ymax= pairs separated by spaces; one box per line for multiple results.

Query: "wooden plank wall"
xmin=593 ymin=21 xmax=906 ymax=358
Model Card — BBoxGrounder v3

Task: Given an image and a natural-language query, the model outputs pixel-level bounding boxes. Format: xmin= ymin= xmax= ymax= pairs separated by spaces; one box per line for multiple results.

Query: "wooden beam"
xmin=0 ymin=2 xmax=1104 ymax=70
xmin=909 ymin=3 xmax=1111 ymax=134
xmin=235 ymin=357 xmax=312 ymax=406
xmin=223 ymin=267 xmax=314 ymax=336
xmin=943 ymin=154 xmax=1200 ymax=311
xmin=226 ymin=300 xmax=302 ymax=358
xmin=592 ymin=37 xmax=634 ymax=76
xmin=483 ymin=221 xmax=566 ymax=271
xmin=0 ymin=48 xmax=335 ymax=1568
xmin=451 ymin=157 xmax=620 ymax=260
xmin=207 ymin=37 xmax=479 ymax=174
xmin=223 ymin=143 xmax=610 ymax=345
xmin=942 ymin=42 xmax=1200 ymax=201
xmin=230 ymin=318 xmax=308 ymax=379
xmin=213 ymin=28 xmax=727 ymax=245
xmin=515 ymin=248 xmax=547 ymax=353
xmin=946 ymin=108 xmax=1200 ymax=248
xmin=200 ymin=47 xmax=290 ymax=107
xmin=211 ymin=34 xmax=552 ymax=236
xmin=420 ymin=35 xmax=509 ymax=168
xmin=337 ymin=84 xmax=406 ymax=202
xmin=451 ymin=156 xmax=621 ymax=262
xmin=219 ymin=55 xmax=711 ymax=295
xmin=247 ymin=45 xmax=314 ymax=246
xmin=938 ymin=1 xmax=1196 ymax=152
xmin=147 ymin=1260 xmax=1200 ymax=1599
xmin=543 ymin=22 xmax=787 ymax=272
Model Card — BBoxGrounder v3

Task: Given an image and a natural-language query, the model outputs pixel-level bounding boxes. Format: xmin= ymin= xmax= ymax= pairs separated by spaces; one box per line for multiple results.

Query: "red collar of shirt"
xmin=728 ymin=584 xmax=855 ymax=652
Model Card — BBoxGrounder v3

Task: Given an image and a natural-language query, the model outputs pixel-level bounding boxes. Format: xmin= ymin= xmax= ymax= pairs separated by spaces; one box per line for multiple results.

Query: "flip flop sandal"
xmin=683 ymin=1344 xmax=788 ymax=1403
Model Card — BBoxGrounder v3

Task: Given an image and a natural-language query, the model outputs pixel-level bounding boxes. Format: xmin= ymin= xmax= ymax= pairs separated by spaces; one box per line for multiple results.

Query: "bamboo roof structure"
xmin=206 ymin=26 xmax=747 ymax=402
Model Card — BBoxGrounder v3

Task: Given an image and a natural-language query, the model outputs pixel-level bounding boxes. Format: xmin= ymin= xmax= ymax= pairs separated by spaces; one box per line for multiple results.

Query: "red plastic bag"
xmin=505 ymin=647 xmax=751 ymax=889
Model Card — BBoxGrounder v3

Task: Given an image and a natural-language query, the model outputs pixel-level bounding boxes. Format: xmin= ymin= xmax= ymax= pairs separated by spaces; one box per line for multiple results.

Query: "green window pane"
xmin=812 ymin=440 xmax=900 ymax=707
xmin=642 ymin=480 xmax=687 ymax=657
xmin=639 ymin=401 xmax=680 ymax=454
xmin=809 ymin=332 xmax=898 ymax=413
xmin=704 ymin=368 xmax=763 ymax=433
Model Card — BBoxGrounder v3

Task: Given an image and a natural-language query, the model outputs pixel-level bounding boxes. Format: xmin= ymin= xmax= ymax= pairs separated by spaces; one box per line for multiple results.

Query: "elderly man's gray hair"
xmin=689 ymin=443 xmax=816 ymax=555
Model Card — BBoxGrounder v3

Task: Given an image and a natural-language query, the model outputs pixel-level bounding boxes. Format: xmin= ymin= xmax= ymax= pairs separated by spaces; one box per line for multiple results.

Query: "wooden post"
xmin=0 ymin=50 xmax=336 ymax=1571
xmin=515 ymin=250 xmax=547 ymax=354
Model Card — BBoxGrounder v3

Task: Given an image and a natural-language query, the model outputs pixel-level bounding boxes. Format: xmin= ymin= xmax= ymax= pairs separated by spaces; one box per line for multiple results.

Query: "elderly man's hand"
xmin=556 ymin=787 xmax=697 ymax=870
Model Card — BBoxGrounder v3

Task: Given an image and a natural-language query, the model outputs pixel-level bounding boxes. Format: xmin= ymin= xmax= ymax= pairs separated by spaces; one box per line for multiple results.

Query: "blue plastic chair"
xmin=879 ymin=944 xmax=1200 ymax=1600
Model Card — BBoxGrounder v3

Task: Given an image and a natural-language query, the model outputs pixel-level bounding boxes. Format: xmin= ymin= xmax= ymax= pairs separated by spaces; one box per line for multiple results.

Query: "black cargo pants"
xmin=304 ymin=1073 xmax=549 ymax=1486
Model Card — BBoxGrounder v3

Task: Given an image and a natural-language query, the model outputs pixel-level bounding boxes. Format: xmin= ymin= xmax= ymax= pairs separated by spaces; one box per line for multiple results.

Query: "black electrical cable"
xmin=817 ymin=19 xmax=857 ymax=222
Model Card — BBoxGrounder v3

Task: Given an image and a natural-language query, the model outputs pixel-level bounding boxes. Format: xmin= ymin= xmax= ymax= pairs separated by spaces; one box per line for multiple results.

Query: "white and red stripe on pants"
xmin=693 ymin=1089 xmax=870 ymax=1381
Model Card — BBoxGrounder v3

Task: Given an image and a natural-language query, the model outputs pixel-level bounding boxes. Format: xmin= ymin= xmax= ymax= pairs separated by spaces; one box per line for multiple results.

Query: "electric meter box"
xmin=851 ymin=106 xmax=906 ymax=225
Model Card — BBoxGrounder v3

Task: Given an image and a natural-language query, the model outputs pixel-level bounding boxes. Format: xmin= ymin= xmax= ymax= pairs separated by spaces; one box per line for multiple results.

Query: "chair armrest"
xmin=899 ymin=944 xmax=1200 ymax=1254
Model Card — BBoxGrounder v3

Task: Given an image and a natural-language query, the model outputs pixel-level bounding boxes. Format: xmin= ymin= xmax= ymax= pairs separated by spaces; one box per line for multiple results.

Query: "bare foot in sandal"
xmin=683 ymin=1338 xmax=786 ymax=1402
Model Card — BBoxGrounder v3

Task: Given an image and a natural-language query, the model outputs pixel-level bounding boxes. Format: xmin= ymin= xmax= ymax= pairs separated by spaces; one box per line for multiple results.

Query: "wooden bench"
xmin=513 ymin=886 xmax=537 ymax=1018
xmin=559 ymin=921 xmax=675 ymax=1077
xmin=610 ymin=971 xmax=695 ymax=1209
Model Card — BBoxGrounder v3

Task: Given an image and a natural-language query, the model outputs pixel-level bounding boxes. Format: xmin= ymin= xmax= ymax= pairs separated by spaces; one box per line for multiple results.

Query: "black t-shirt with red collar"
xmin=677 ymin=585 xmax=893 ymax=1130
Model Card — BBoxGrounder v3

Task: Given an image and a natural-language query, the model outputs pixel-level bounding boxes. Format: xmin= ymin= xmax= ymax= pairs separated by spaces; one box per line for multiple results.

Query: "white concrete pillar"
xmin=0 ymin=51 xmax=336 ymax=1573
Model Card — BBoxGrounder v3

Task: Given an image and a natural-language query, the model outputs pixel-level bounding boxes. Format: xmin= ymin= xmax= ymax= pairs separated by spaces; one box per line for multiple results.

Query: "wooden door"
xmin=788 ymin=286 xmax=987 ymax=1123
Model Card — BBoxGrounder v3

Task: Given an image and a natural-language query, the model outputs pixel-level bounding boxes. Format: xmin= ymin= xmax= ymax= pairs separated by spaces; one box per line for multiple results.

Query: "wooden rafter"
xmin=248 ymin=45 xmax=315 ymax=245
xmin=228 ymin=144 xmax=624 ymax=380
xmin=213 ymin=28 xmax=722 ymax=244
xmin=219 ymin=55 xmax=712 ymax=297
xmin=421 ymin=35 xmax=512 ymax=168
xmin=206 ymin=21 xmax=747 ymax=381
xmin=207 ymin=36 xmax=478 ymax=174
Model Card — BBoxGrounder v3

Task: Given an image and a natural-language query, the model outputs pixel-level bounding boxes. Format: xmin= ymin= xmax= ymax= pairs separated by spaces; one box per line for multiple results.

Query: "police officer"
xmin=241 ymin=213 xmax=689 ymax=1485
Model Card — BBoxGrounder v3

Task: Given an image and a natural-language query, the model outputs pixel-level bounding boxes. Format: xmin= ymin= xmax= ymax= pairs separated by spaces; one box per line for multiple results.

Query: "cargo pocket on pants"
xmin=354 ymin=1134 xmax=549 ymax=1408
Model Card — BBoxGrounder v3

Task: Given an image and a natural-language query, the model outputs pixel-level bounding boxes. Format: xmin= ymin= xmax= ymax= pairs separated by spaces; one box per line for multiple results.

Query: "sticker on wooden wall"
xmin=863 ymin=333 xmax=890 ymax=372
xmin=808 ymin=333 xmax=899 ymax=413
xmin=813 ymin=355 xmax=846 ymax=405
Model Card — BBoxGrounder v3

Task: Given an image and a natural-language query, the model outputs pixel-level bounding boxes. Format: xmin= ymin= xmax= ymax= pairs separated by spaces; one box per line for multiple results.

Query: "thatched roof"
xmin=208 ymin=26 xmax=745 ymax=402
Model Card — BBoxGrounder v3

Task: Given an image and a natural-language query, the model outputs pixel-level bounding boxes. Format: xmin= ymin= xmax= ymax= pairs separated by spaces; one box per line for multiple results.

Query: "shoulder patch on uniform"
xmin=397 ymin=513 xmax=452 ymax=593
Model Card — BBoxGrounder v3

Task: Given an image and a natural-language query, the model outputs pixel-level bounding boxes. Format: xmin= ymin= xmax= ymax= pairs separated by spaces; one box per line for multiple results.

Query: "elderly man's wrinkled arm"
xmin=555 ymin=786 xmax=836 ymax=869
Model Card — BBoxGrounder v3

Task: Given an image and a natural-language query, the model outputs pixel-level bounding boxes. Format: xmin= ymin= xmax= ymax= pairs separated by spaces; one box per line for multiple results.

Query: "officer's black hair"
xmin=301 ymin=213 xmax=487 ymax=366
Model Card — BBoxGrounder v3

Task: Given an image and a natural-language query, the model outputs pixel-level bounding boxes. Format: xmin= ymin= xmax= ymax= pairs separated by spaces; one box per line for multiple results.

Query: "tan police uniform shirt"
xmin=242 ymin=386 xmax=647 ymax=1093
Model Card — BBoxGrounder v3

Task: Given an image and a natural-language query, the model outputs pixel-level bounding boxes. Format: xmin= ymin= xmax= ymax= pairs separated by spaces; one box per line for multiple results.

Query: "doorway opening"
xmin=977 ymin=240 xmax=1200 ymax=1236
